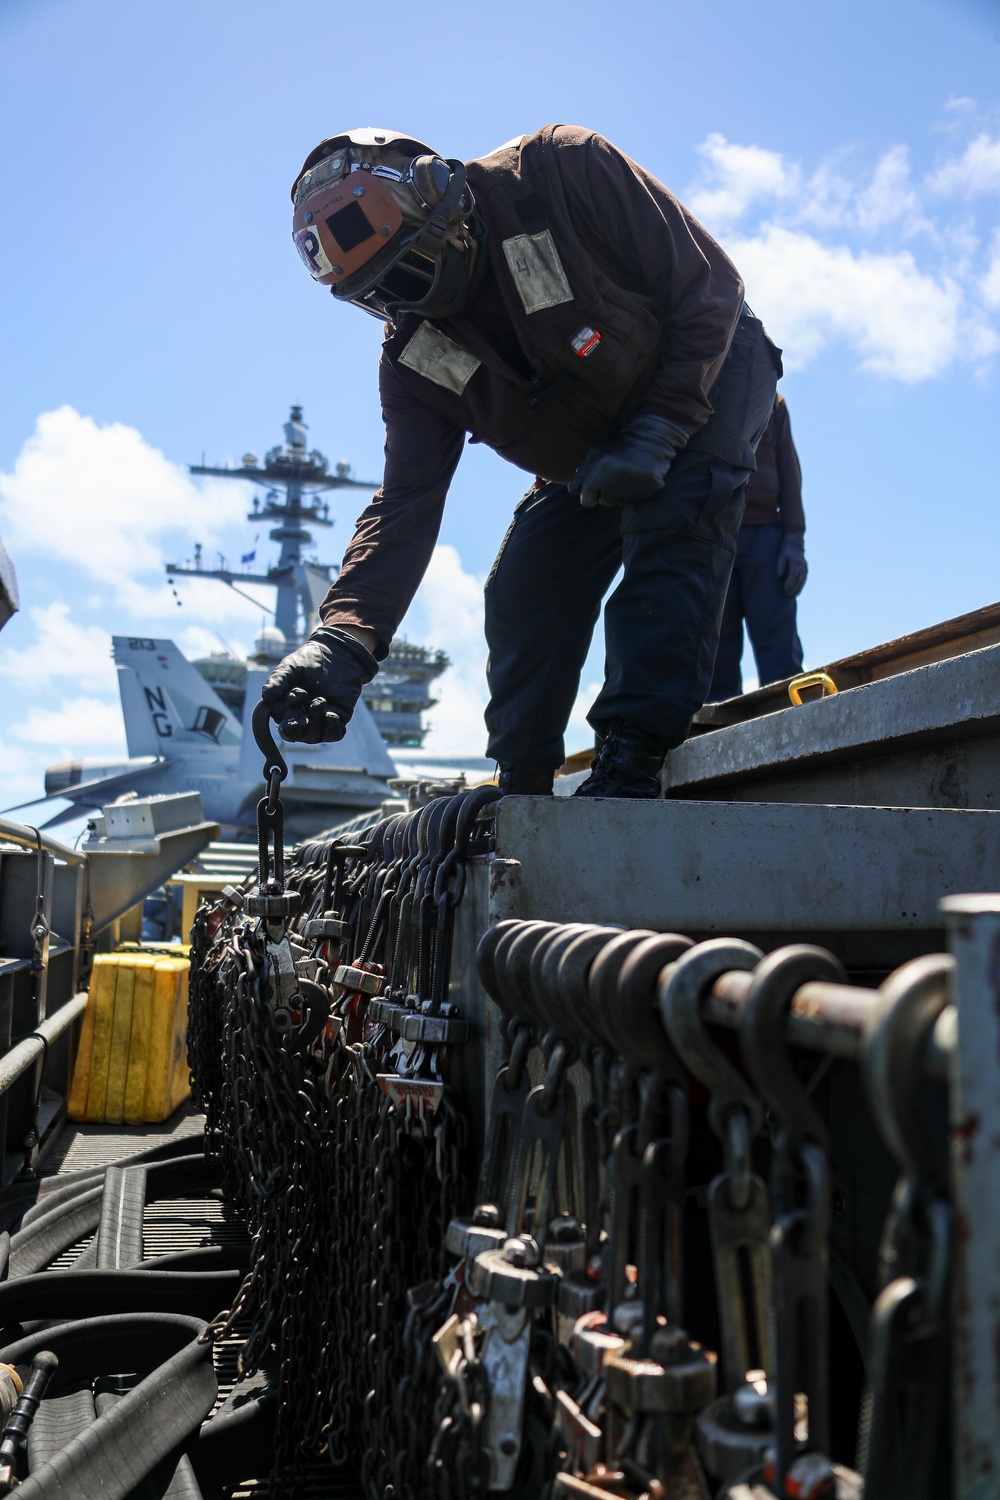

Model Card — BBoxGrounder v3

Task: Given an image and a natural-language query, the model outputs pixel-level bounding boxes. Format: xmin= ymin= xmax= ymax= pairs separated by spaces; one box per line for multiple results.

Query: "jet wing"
xmin=3 ymin=758 xmax=170 ymax=816
xmin=39 ymin=803 xmax=104 ymax=830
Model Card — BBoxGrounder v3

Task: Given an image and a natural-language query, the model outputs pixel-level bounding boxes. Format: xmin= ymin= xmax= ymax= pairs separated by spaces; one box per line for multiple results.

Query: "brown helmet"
xmin=290 ymin=127 xmax=478 ymax=320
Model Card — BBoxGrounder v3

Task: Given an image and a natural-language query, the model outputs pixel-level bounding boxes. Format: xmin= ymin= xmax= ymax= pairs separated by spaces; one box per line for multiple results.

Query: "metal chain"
xmin=187 ymin=781 xmax=487 ymax=1496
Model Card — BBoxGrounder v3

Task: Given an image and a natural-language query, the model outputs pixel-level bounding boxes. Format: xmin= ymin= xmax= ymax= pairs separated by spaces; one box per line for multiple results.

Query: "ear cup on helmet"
xmin=410 ymin=155 xmax=454 ymax=211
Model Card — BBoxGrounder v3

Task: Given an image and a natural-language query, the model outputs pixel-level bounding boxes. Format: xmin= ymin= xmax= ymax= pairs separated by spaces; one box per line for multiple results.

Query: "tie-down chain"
xmin=187 ymin=784 xmax=961 ymax=1500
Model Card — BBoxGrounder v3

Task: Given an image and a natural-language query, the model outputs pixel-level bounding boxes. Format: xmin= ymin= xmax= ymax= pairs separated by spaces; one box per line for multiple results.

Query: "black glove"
xmin=260 ymin=625 xmax=378 ymax=744
xmin=776 ymin=532 xmax=808 ymax=598
xmin=567 ymin=414 xmax=688 ymax=508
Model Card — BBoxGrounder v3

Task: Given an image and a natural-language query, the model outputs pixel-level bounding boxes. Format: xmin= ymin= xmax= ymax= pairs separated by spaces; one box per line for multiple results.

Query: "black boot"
xmin=497 ymin=765 xmax=555 ymax=796
xmin=574 ymin=720 xmax=667 ymax=799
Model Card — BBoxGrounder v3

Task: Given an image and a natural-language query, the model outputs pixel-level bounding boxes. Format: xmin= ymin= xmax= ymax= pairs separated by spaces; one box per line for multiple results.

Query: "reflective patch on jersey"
xmin=502 ymin=230 xmax=574 ymax=314
xmin=398 ymin=322 xmax=481 ymax=396
xmin=293 ymin=225 xmax=334 ymax=279
xmin=571 ymin=326 xmax=602 ymax=358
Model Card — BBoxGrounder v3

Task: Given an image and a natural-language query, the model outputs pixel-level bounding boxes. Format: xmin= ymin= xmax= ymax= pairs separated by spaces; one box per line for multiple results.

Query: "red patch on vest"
xmin=571 ymin=326 xmax=602 ymax=358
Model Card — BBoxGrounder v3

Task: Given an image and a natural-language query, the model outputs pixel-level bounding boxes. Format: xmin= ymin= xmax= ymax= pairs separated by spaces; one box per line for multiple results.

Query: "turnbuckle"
xmin=303 ymin=915 xmax=352 ymax=942
xmin=603 ymin=1324 xmax=717 ymax=1417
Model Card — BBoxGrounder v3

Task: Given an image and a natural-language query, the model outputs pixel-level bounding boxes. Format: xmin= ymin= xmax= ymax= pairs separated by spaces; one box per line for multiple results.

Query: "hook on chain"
xmin=248 ymin=699 xmax=295 ymax=914
xmin=253 ymin=699 xmax=289 ymax=799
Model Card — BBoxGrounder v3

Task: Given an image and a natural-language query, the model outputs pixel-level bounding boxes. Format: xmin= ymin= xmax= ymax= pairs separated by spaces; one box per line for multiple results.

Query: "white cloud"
xmin=0 ymin=742 xmax=69 ymax=810
xmin=854 ymin=146 xmax=925 ymax=234
xmin=929 ymin=133 xmax=1000 ymax=197
xmin=685 ymin=122 xmax=1000 ymax=382
xmin=0 ymin=602 xmax=117 ymax=692
xmin=981 ymin=233 xmax=1000 ymax=308
xmin=177 ymin=624 xmax=247 ymax=661
xmin=730 ymin=226 xmax=996 ymax=380
xmin=13 ymin=697 xmax=125 ymax=752
xmin=399 ymin=544 xmax=488 ymax=756
xmin=115 ymin=573 xmax=276 ymax=627
xmin=0 ymin=407 xmax=248 ymax=602
xmin=687 ymin=133 xmax=799 ymax=226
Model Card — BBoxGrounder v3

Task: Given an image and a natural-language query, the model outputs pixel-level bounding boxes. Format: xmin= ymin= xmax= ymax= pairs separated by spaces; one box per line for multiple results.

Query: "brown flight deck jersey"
xmin=321 ymin=124 xmax=746 ymax=656
xmin=741 ymin=394 xmax=804 ymax=532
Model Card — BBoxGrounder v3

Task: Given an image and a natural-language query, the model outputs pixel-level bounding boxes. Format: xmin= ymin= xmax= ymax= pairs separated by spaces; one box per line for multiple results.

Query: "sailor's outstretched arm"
xmin=262 ymin=359 xmax=465 ymax=743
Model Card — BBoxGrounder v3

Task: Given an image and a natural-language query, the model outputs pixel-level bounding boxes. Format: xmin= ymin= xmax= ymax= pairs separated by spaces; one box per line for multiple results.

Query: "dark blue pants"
xmin=707 ymin=523 xmax=803 ymax=700
xmin=483 ymin=311 xmax=780 ymax=767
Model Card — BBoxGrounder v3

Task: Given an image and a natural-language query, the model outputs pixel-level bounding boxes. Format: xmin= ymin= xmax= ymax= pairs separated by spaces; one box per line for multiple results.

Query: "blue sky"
xmin=1 ymin=0 xmax=999 ymax=807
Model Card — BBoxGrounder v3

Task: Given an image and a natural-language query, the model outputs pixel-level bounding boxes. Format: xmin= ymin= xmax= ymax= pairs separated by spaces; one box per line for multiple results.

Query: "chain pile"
xmin=188 ymin=709 xmax=497 ymax=1496
xmin=187 ymin=888 xmax=243 ymax=1137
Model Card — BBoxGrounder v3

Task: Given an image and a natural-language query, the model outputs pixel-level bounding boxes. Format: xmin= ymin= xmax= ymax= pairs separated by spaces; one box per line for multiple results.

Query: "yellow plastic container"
xmin=123 ymin=959 xmax=156 ymax=1125
xmin=68 ymin=953 xmax=191 ymax=1124
xmin=144 ymin=958 xmax=191 ymax=1122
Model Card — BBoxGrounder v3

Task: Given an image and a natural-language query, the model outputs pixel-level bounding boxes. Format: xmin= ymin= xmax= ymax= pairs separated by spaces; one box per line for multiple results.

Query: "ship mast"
xmin=168 ymin=405 xmax=448 ymax=747
xmin=166 ymin=405 xmax=377 ymax=647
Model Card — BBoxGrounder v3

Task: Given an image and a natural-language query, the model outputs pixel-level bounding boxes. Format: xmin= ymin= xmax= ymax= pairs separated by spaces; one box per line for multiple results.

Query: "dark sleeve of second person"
xmin=774 ymin=397 xmax=805 ymax=532
xmin=318 ymin=356 xmax=466 ymax=658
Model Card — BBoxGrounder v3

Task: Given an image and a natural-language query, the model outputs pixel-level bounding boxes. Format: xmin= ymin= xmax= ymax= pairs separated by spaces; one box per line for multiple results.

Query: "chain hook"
xmin=740 ymin=945 xmax=845 ymax=1159
xmin=252 ymin=699 xmax=289 ymax=893
xmin=659 ymin=937 xmax=765 ymax=1162
xmin=863 ymin=953 xmax=953 ymax=1200
xmin=252 ymin=697 xmax=289 ymax=788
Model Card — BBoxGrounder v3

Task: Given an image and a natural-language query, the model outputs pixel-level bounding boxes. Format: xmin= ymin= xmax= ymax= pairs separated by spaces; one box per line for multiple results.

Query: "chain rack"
xmin=188 ymin=761 xmax=980 ymax=1500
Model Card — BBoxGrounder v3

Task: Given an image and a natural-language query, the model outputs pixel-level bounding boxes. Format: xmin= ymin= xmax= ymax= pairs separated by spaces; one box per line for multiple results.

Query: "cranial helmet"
xmin=290 ymin=127 xmax=478 ymax=320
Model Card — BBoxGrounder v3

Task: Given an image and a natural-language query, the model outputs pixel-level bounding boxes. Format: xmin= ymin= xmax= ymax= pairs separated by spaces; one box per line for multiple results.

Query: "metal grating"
xmin=46 ymin=1235 xmax=95 ymax=1272
xmin=143 ymin=1197 xmax=249 ymax=1257
xmin=42 ymin=1109 xmax=206 ymax=1175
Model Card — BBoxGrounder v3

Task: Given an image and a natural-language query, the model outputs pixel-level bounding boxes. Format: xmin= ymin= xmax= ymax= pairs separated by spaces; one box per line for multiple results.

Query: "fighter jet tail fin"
xmin=113 ymin=637 xmax=242 ymax=757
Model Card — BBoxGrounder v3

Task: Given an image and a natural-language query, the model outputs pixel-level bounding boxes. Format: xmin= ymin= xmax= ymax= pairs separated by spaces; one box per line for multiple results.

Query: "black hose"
xmin=0 ymin=1312 xmax=206 ymax=1377
xmin=0 ymin=1269 xmax=241 ymax=1328
xmin=147 ymin=1454 xmax=203 ymax=1500
xmin=94 ymin=1382 xmax=204 ymax=1500
xmin=6 ymin=1317 xmax=216 ymax=1500
xmin=10 ymin=1188 xmax=103 ymax=1248
xmin=7 ymin=1189 xmax=104 ymax=1279
xmin=8 ymin=1156 xmax=221 ymax=1279
xmin=96 ymin=1166 xmax=147 ymax=1270
xmin=125 ymin=1451 xmax=204 ymax=1500
xmin=191 ymin=1365 xmax=278 ymax=1494
xmin=27 ymin=1387 xmax=95 ymax=1471
xmin=16 ymin=1183 xmax=102 ymax=1235
xmin=134 ymin=1246 xmax=249 ymax=1274
xmin=6 ymin=1135 xmax=207 ymax=1232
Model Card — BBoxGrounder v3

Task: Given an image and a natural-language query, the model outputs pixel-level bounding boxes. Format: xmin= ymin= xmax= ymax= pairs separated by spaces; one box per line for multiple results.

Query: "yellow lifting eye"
xmin=788 ymin=670 xmax=839 ymax=706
